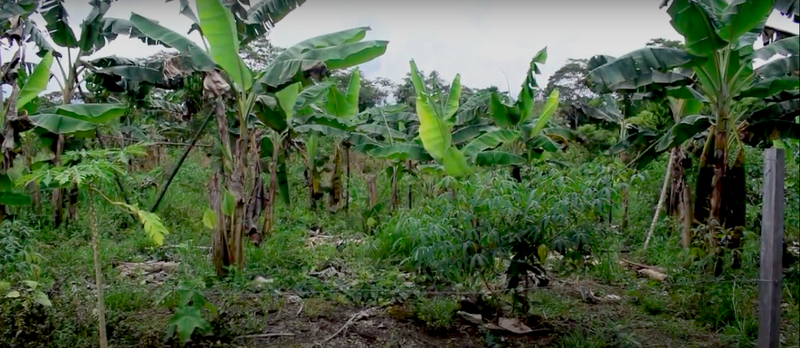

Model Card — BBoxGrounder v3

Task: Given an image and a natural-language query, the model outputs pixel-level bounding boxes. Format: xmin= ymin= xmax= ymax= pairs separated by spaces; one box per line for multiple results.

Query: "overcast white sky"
xmin=5 ymin=0 xmax=799 ymax=96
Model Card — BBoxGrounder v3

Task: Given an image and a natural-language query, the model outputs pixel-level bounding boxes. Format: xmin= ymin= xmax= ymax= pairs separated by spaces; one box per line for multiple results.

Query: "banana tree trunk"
xmin=52 ymin=135 xmax=65 ymax=227
xmin=709 ymin=118 xmax=729 ymax=276
xmin=262 ymin=139 xmax=280 ymax=238
xmin=209 ymin=100 xmax=247 ymax=275
xmin=620 ymin=185 xmax=629 ymax=230
xmin=228 ymin=139 xmax=246 ymax=269
xmin=1 ymin=79 xmax=20 ymax=173
xmin=0 ymin=82 xmax=22 ymax=222
xmin=694 ymin=128 xmax=715 ymax=225
xmin=390 ymin=164 xmax=399 ymax=209
xmin=329 ymin=144 xmax=343 ymax=210
xmin=666 ymin=147 xmax=693 ymax=248
xmin=245 ymin=131 xmax=264 ymax=245
xmin=344 ymin=144 xmax=351 ymax=213
xmin=406 ymin=160 xmax=413 ymax=210
xmin=724 ymin=148 xmax=747 ymax=269
xmin=208 ymin=168 xmax=227 ymax=276
xmin=366 ymin=173 xmax=378 ymax=209
xmin=306 ymin=168 xmax=316 ymax=210
xmin=67 ymin=185 xmax=79 ymax=222
xmin=680 ymin=174 xmax=693 ymax=249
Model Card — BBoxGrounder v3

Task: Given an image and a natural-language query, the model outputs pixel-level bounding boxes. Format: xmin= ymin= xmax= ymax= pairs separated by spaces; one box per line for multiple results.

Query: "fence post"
xmin=758 ymin=148 xmax=785 ymax=348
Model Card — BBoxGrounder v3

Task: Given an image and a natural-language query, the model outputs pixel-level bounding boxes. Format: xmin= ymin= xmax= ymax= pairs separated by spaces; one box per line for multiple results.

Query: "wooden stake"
xmin=758 ymin=148 xmax=784 ymax=348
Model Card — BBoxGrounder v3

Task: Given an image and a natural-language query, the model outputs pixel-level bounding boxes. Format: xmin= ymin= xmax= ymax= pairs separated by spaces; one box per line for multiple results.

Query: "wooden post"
xmin=758 ymin=148 xmax=784 ymax=348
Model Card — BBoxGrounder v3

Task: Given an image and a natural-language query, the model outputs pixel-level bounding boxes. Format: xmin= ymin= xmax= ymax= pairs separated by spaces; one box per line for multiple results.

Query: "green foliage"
xmin=3 ymin=2 xmax=799 ymax=347
xmin=413 ymin=297 xmax=459 ymax=331
xmin=159 ymin=282 xmax=217 ymax=344
xmin=577 ymin=124 xmax=616 ymax=152
xmin=2 ymin=280 xmax=51 ymax=310
xmin=0 ymin=221 xmax=44 ymax=280
xmin=17 ymin=146 xmax=146 ymax=189
xmin=0 ymin=174 xmax=31 ymax=206
xmin=374 ymin=161 xmax=616 ymax=284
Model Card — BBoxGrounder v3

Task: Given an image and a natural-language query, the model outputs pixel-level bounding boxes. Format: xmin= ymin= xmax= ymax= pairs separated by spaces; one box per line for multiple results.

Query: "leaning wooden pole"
xmin=150 ymin=111 xmax=214 ymax=212
xmin=643 ymin=149 xmax=675 ymax=251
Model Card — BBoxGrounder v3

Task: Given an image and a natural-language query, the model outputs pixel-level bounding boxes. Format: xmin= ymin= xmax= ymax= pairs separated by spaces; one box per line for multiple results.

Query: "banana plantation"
xmin=1 ymin=0 xmax=799 ymax=347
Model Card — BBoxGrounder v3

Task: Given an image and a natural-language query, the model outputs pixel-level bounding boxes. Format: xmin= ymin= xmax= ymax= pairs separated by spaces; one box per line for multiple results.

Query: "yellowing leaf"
xmin=107 ymin=201 xmax=169 ymax=246
xmin=5 ymin=290 xmax=20 ymax=298
xmin=202 ymin=209 xmax=217 ymax=229
xmin=136 ymin=209 xmax=169 ymax=246
xmin=537 ymin=245 xmax=548 ymax=264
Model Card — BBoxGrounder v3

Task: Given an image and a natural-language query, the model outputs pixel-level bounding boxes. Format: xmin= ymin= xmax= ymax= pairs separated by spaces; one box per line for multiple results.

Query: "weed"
xmin=413 ymin=296 xmax=460 ymax=331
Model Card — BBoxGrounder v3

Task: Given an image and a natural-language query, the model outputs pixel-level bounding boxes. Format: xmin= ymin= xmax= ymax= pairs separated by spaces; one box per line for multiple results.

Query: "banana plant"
xmin=480 ymin=48 xmax=562 ymax=180
xmin=296 ymin=68 xmax=362 ymax=210
xmin=128 ymin=0 xmax=387 ymax=275
xmin=588 ymin=0 xmax=799 ymax=273
xmin=2 ymin=0 xmax=150 ymax=225
xmin=356 ymin=104 xmax=433 ymax=210
xmin=407 ymin=60 xmax=471 ymax=177
xmin=0 ymin=18 xmax=47 ymax=219
xmin=254 ymin=30 xmax=388 ymax=221
xmin=407 ymin=55 xmax=563 ymax=181
xmin=0 ymin=29 xmax=129 ymax=224
xmin=253 ymin=79 xmax=349 ymax=235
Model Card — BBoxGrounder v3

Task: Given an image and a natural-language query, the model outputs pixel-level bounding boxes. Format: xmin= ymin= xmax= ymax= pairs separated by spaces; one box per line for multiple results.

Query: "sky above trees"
xmin=4 ymin=0 xmax=798 ymax=96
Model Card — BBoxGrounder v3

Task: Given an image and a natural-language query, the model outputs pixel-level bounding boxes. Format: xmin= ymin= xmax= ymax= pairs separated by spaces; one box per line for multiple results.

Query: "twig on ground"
xmin=620 ymin=258 xmax=666 ymax=272
xmin=235 ymin=333 xmax=295 ymax=340
xmin=316 ymin=307 xmax=378 ymax=346
xmin=296 ymin=301 xmax=304 ymax=316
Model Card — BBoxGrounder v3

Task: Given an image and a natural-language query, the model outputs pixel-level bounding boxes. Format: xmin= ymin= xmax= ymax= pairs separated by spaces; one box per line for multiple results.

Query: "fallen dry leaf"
xmin=638 ymin=268 xmax=667 ymax=281
xmin=457 ymin=311 xmax=483 ymax=325
xmin=497 ymin=317 xmax=533 ymax=334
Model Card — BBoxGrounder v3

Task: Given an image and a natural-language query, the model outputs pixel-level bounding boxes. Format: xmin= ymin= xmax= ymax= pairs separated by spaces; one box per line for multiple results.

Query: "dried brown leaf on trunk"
xmin=203 ymin=70 xmax=230 ymax=98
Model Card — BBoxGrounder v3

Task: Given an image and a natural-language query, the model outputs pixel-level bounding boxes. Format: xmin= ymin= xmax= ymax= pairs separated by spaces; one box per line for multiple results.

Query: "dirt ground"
xmin=156 ymin=280 xmax=721 ymax=348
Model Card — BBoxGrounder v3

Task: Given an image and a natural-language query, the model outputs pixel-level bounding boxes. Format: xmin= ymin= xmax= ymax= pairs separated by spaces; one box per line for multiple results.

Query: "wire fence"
xmin=108 ymin=276 xmax=779 ymax=301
